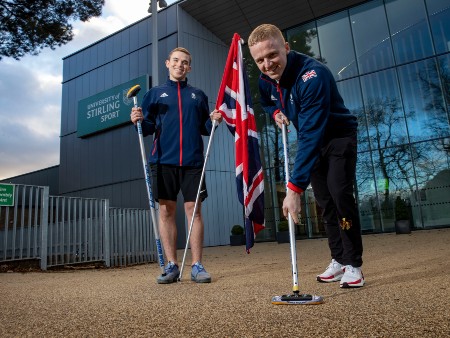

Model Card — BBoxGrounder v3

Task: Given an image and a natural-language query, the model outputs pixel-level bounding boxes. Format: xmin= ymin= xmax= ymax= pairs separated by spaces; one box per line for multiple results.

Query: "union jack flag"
xmin=216 ymin=33 xmax=265 ymax=252
xmin=302 ymin=69 xmax=317 ymax=82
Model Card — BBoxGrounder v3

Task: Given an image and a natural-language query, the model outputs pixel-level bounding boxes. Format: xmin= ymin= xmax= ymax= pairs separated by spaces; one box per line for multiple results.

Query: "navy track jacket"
xmin=259 ymin=51 xmax=358 ymax=192
xmin=140 ymin=78 xmax=213 ymax=167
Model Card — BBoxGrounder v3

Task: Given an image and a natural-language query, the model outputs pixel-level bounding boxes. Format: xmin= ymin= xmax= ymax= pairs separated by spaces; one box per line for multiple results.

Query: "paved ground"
xmin=1 ymin=228 xmax=449 ymax=337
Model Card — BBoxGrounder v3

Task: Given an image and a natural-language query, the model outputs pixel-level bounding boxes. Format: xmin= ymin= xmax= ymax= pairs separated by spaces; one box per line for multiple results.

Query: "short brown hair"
xmin=168 ymin=47 xmax=192 ymax=64
xmin=248 ymin=24 xmax=285 ymax=47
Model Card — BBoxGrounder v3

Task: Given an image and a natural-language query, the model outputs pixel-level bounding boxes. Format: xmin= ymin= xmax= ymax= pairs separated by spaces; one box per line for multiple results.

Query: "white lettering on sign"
xmin=101 ymin=111 xmax=119 ymax=122
xmin=0 ymin=185 xmax=14 ymax=203
xmin=0 ymin=186 xmax=12 ymax=199
xmin=86 ymin=94 xmax=121 ymax=119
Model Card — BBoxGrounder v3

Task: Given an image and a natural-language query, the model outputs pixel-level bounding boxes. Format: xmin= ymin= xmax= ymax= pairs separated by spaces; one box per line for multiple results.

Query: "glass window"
xmin=258 ymin=167 xmax=278 ymax=241
xmin=286 ymin=22 xmax=321 ymax=61
xmin=349 ymin=0 xmax=395 ymax=74
xmin=427 ymin=0 xmax=450 ymax=53
xmin=243 ymin=45 xmax=260 ymax=94
xmin=317 ymin=11 xmax=357 ymax=80
xmin=372 ymin=145 xmax=415 ymax=232
xmin=360 ymin=69 xmax=408 ymax=148
xmin=398 ymin=58 xmax=450 ymax=142
xmin=386 ymin=0 xmax=434 ymax=64
xmin=302 ymin=189 xmax=326 ymax=237
xmin=438 ymin=54 xmax=450 ymax=115
xmin=356 ymin=151 xmax=381 ymax=232
xmin=337 ymin=78 xmax=369 ymax=151
xmin=251 ymin=0 xmax=450 ymax=235
xmin=411 ymin=140 xmax=450 ymax=228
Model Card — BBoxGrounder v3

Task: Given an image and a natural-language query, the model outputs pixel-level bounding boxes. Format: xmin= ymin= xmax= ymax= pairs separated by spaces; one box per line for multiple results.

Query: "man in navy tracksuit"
xmin=131 ymin=47 xmax=222 ymax=284
xmin=249 ymin=24 xmax=365 ymax=288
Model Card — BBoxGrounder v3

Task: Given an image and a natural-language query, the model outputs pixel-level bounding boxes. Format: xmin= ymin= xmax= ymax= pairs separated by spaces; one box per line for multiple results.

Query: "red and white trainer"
xmin=340 ymin=265 xmax=365 ymax=288
xmin=317 ymin=259 xmax=345 ymax=283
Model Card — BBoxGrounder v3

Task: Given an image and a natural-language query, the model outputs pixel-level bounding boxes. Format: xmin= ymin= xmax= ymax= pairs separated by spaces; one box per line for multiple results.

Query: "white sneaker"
xmin=317 ymin=259 xmax=345 ymax=283
xmin=340 ymin=265 xmax=365 ymax=288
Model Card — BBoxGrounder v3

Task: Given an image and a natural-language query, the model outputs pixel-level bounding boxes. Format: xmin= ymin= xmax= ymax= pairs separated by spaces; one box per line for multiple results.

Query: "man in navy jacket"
xmin=131 ymin=47 xmax=222 ymax=284
xmin=249 ymin=24 xmax=365 ymax=288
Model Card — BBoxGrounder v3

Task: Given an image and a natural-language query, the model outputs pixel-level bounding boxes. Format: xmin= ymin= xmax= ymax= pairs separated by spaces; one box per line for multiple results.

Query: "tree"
xmin=0 ymin=0 xmax=105 ymax=60
xmin=286 ymin=28 xmax=326 ymax=64
xmin=419 ymin=57 xmax=450 ymax=154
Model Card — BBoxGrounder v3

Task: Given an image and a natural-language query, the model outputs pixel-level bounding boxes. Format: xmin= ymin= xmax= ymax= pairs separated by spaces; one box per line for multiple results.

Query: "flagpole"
xmin=215 ymin=33 xmax=265 ymax=253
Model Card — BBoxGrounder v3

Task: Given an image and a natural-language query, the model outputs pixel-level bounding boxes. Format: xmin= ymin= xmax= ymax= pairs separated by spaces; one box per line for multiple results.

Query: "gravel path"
xmin=1 ymin=228 xmax=449 ymax=337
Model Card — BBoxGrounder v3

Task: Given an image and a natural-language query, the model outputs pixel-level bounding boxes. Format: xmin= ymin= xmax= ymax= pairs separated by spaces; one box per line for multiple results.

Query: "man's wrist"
xmin=287 ymin=182 xmax=303 ymax=194
xmin=272 ymin=109 xmax=280 ymax=120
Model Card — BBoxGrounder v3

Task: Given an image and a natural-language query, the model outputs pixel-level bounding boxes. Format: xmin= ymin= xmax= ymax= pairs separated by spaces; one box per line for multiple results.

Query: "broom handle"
xmin=178 ymin=120 xmax=217 ymax=281
xmin=281 ymin=122 xmax=299 ymax=295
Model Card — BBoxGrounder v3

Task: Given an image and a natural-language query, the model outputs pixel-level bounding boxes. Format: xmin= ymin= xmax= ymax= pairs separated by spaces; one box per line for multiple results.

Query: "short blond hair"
xmin=168 ymin=47 xmax=192 ymax=64
xmin=248 ymin=24 xmax=285 ymax=47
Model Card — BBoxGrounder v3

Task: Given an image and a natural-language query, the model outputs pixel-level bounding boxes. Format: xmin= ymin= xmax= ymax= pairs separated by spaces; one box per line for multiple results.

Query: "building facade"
xmin=3 ymin=0 xmax=449 ymax=246
xmin=58 ymin=4 xmax=248 ymax=248
xmin=255 ymin=0 xmax=450 ymax=236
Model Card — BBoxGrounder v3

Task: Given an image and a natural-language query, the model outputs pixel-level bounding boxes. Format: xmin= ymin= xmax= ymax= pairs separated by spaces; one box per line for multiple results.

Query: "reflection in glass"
xmin=398 ymin=58 xmax=449 ymax=142
xmin=350 ymin=0 xmax=395 ymax=74
xmin=286 ymin=22 xmax=321 ymax=61
xmin=302 ymin=189 xmax=326 ymax=237
xmin=243 ymin=0 xmax=450 ymax=236
xmin=386 ymin=0 xmax=433 ymax=64
xmin=253 ymin=103 xmax=280 ymax=241
xmin=360 ymin=69 xmax=408 ymax=148
xmin=410 ymin=140 xmax=450 ymax=227
xmin=317 ymin=11 xmax=358 ymax=80
xmin=337 ymin=78 xmax=368 ymax=151
xmin=427 ymin=0 xmax=450 ymax=54
xmin=371 ymin=145 xmax=416 ymax=232
xmin=260 ymin=167 xmax=277 ymax=240
xmin=356 ymin=151 xmax=380 ymax=232
xmin=437 ymin=54 xmax=450 ymax=118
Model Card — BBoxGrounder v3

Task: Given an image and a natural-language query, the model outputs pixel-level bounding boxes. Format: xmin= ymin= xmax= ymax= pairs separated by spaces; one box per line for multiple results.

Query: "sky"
xmin=0 ymin=0 xmax=177 ymax=180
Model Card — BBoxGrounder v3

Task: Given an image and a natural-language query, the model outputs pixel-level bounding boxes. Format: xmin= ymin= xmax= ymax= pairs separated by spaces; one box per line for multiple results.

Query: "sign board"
xmin=77 ymin=75 xmax=149 ymax=137
xmin=0 ymin=183 xmax=15 ymax=206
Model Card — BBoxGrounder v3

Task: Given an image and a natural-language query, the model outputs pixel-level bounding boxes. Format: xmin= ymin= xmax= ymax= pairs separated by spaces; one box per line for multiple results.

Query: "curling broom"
xmin=271 ymin=122 xmax=324 ymax=305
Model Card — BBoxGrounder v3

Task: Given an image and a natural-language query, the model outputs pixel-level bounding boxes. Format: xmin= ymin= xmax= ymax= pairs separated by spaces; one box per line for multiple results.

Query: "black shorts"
xmin=150 ymin=164 xmax=208 ymax=202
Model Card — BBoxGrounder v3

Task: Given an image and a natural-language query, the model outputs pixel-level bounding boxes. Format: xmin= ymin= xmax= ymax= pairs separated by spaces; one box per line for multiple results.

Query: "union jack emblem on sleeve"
xmin=215 ymin=33 xmax=265 ymax=252
xmin=302 ymin=70 xmax=317 ymax=82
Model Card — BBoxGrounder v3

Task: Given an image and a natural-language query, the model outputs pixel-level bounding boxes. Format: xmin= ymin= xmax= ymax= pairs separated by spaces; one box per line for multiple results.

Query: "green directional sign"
xmin=0 ymin=183 xmax=15 ymax=206
xmin=77 ymin=75 xmax=149 ymax=137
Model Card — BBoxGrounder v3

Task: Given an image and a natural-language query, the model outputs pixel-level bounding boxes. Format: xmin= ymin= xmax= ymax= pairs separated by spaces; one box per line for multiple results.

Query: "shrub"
xmin=231 ymin=225 xmax=244 ymax=235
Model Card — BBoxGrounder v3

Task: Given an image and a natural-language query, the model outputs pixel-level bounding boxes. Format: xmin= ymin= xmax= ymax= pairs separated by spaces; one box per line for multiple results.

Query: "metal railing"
xmin=0 ymin=184 xmax=156 ymax=270
xmin=44 ymin=196 xmax=110 ymax=269
xmin=109 ymin=208 xmax=156 ymax=267
xmin=0 ymin=185 xmax=48 ymax=266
